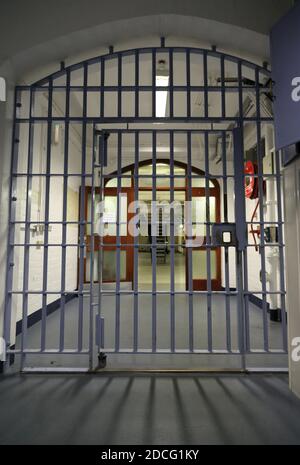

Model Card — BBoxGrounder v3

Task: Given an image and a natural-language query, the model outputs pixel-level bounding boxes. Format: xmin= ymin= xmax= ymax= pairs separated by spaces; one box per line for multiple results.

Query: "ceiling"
xmin=0 ymin=1 xmax=293 ymax=81
xmin=0 ymin=0 xmax=292 ymax=63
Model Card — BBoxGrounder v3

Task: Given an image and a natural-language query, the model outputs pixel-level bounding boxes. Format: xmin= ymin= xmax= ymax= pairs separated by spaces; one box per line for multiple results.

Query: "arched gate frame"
xmin=3 ymin=43 xmax=288 ymax=372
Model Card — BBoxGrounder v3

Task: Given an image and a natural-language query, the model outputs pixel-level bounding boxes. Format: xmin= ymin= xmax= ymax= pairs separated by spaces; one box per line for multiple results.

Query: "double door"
xmin=85 ymin=187 xmax=134 ymax=284
xmin=85 ymin=185 xmax=221 ymax=290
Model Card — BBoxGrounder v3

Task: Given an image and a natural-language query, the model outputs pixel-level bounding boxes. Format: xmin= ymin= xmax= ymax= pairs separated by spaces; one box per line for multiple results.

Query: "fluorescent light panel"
xmin=156 ymin=74 xmax=169 ymax=117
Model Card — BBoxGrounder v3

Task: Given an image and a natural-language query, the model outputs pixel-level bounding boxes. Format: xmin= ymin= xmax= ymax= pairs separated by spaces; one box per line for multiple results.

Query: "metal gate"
xmin=3 ymin=43 xmax=288 ymax=372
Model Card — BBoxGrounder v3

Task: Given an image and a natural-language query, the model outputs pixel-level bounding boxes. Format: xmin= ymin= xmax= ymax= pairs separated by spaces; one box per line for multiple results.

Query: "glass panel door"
xmin=187 ymin=189 xmax=221 ymax=291
xmin=85 ymin=187 xmax=133 ymax=284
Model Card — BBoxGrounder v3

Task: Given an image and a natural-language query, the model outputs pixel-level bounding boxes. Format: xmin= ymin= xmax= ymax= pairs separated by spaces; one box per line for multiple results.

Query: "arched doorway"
xmin=84 ymin=159 xmax=221 ymax=291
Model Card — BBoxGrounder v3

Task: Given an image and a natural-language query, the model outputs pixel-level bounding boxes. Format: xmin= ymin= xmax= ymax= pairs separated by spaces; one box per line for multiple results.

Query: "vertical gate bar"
xmin=238 ymin=60 xmax=251 ymax=352
xmin=135 ymin=50 xmax=139 ymax=119
xmin=88 ymin=124 xmax=97 ymax=369
xmin=233 ymin=126 xmax=247 ymax=370
xmin=237 ymin=61 xmax=250 ymax=358
xmin=203 ymin=51 xmax=209 ymax=119
xmin=221 ymin=56 xmax=226 ymax=119
xmin=118 ymin=54 xmax=122 ymax=119
xmin=236 ymin=250 xmax=246 ymax=369
xmin=205 ymin=132 xmax=213 ymax=352
xmin=133 ymin=131 xmax=139 ymax=352
xmin=100 ymin=57 xmax=105 ymax=119
xmin=152 ymin=49 xmax=157 ymax=119
xmin=255 ymin=66 xmax=269 ymax=352
xmin=239 ymin=125 xmax=251 ymax=354
xmin=98 ymin=57 xmax=105 ymax=353
xmin=97 ymin=141 xmax=105 ymax=353
xmin=59 ymin=69 xmax=70 ymax=352
xmin=78 ymin=63 xmax=88 ymax=352
xmin=170 ymin=130 xmax=176 ymax=352
xmin=187 ymin=131 xmax=194 ymax=352
xmin=234 ymin=60 xmax=250 ymax=352
xmin=4 ymin=89 xmax=21 ymax=361
xmin=186 ymin=50 xmax=191 ymax=119
xmin=222 ymin=132 xmax=232 ymax=351
xmin=275 ymin=151 xmax=288 ymax=351
xmin=243 ymin=250 xmax=251 ymax=352
xmin=40 ymin=78 xmax=53 ymax=352
xmin=152 ymin=130 xmax=157 ymax=353
xmin=20 ymin=88 xmax=35 ymax=371
xmin=169 ymin=50 xmax=174 ymax=119
xmin=236 ymin=62 xmax=246 ymax=253
xmin=115 ymin=132 xmax=122 ymax=353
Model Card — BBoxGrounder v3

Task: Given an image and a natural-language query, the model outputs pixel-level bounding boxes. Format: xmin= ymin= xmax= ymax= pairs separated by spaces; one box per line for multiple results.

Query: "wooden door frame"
xmin=82 ymin=160 xmax=222 ymax=290
xmin=83 ymin=186 xmax=134 ymax=284
xmin=185 ymin=187 xmax=222 ymax=291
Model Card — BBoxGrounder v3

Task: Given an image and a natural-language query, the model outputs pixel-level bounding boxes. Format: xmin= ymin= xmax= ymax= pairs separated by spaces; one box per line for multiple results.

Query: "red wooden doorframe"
xmin=82 ymin=184 xmax=221 ymax=289
xmin=83 ymin=186 xmax=134 ymax=284
xmin=81 ymin=159 xmax=222 ymax=290
xmin=185 ymin=187 xmax=222 ymax=291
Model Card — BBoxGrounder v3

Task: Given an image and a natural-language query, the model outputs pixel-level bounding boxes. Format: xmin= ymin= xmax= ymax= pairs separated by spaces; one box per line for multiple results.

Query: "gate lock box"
xmin=212 ymin=223 xmax=237 ymax=247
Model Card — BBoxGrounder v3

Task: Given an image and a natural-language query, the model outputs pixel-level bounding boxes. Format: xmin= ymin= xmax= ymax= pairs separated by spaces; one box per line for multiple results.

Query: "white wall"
xmin=284 ymin=159 xmax=300 ymax=399
xmin=11 ymin=93 xmax=82 ymax=328
xmin=0 ymin=63 xmax=16 ymax=344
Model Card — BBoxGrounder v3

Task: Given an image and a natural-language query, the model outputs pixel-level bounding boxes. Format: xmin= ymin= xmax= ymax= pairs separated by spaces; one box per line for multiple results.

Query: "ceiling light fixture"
xmin=156 ymin=60 xmax=169 ymax=118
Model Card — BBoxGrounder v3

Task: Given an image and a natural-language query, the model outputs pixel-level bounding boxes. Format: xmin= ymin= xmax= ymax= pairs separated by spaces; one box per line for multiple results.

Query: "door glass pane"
xmin=138 ymin=163 xmax=186 ymax=188
xmin=139 ymin=164 xmax=153 ymax=188
xmin=87 ymin=193 xmax=101 ymax=235
xmin=87 ymin=193 xmax=128 ymax=236
xmin=103 ymin=194 xmax=128 ymax=236
xmin=103 ymin=250 xmax=127 ymax=281
xmin=86 ymin=250 xmax=127 ymax=282
xmin=86 ymin=250 xmax=99 ymax=282
xmin=192 ymin=178 xmax=215 ymax=188
xmin=191 ymin=197 xmax=216 ymax=237
xmin=105 ymin=172 xmax=132 ymax=188
xmin=192 ymin=250 xmax=217 ymax=280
